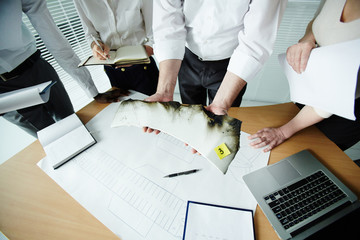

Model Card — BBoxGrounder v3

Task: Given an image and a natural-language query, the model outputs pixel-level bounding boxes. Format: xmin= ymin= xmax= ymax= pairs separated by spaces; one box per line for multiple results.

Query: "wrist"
xmin=298 ymin=36 xmax=316 ymax=47
xmin=155 ymin=84 xmax=174 ymax=99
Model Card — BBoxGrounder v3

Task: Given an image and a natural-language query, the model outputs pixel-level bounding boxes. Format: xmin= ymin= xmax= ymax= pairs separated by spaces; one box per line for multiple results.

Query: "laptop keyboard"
xmin=264 ymin=170 xmax=347 ymax=230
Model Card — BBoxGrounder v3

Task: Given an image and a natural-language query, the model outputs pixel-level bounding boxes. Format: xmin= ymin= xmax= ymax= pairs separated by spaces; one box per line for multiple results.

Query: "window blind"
xmin=243 ymin=0 xmax=321 ymax=104
xmin=22 ymin=0 xmax=110 ymax=111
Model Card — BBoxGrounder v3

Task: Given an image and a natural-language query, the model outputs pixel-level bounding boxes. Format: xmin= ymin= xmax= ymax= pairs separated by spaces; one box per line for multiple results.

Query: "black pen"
xmin=163 ymin=169 xmax=201 ymax=178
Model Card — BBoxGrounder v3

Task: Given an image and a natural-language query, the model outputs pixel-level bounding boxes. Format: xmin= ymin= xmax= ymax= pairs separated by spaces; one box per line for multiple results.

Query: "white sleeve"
xmin=73 ymin=0 xmax=100 ymax=47
xmin=142 ymin=0 xmax=154 ymax=47
xmin=153 ymin=0 xmax=187 ymax=62
xmin=23 ymin=0 xmax=98 ymax=98
xmin=227 ymin=0 xmax=287 ymax=82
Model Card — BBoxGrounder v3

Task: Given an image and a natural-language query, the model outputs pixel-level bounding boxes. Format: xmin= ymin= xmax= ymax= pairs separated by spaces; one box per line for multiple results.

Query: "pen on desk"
xmin=91 ymin=34 xmax=108 ymax=59
xmin=163 ymin=169 xmax=201 ymax=178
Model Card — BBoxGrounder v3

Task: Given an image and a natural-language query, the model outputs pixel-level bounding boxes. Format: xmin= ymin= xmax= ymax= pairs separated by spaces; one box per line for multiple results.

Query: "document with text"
xmin=38 ymin=94 xmax=270 ymax=240
xmin=279 ymin=39 xmax=360 ymax=120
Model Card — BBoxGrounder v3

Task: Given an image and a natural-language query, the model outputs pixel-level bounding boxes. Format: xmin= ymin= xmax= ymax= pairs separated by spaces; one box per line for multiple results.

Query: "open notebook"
xmin=78 ymin=45 xmax=150 ymax=67
xmin=37 ymin=113 xmax=96 ymax=169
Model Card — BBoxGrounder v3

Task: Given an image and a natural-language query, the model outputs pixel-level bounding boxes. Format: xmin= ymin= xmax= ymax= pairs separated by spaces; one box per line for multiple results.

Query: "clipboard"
xmin=183 ymin=201 xmax=256 ymax=240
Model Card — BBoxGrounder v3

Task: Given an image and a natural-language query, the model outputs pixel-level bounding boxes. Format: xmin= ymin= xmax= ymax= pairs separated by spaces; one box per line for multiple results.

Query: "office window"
xmin=22 ymin=0 xmax=110 ymax=111
xmin=21 ymin=0 xmax=321 ymax=108
xmin=243 ymin=0 xmax=321 ymax=104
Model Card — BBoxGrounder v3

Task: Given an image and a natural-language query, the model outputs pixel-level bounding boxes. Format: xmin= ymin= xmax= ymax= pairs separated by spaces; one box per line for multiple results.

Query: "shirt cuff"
xmin=154 ymin=40 xmax=185 ymax=63
xmin=227 ymin=50 xmax=263 ymax=82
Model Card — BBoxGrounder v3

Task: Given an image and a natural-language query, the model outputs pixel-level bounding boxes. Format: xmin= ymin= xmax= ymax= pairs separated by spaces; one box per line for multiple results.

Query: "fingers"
xmin=94 ymin=47 xmax=107 ymax=60
xmin=299 ymin=49 xmax=311 ymax=73
xmin=92 ymin=43 xmax=109 ymax=60
xmin=206 ymin=104 xmax=228 ymax=115
xmin=103 ymin=44 xmax=110 ymax=57
xmin=144 ymin=45 xmax=154 ymax=57
xmin=248 ymin=128 xmax=270 ymax=140
xmin=286 ymin=45 xmax=302 ymax=74
xmin=145 ymin=93 xmax=173 ymax=103
xmin=142 ymin=126 xmax=161 ymax=135
xmin=263 ymin=146 xmax=272 ymax=153
xmin=286 ymin=41 xmax=316 ymax=74
xmin=248 ymin=127 xmax=284 ymax=151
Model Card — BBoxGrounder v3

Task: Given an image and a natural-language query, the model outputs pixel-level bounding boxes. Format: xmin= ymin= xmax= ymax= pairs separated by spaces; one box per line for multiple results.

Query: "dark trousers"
xmin=178 ymin=48 xmax=246 ymax=106
xmin=104 ymin=56 xmax=159 ymax=96
xmin=1 ymin=57 xmax=74 ymax=137
xmin=296 ymin=97 xmax=360 ymax=151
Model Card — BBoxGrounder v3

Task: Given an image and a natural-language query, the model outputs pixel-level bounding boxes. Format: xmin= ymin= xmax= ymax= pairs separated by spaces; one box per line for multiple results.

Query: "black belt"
xmin=0 ymin=50 xmax=41 ymax=81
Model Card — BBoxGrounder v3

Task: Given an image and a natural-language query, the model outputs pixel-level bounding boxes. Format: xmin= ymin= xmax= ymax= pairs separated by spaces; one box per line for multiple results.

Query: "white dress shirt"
xmin=74 ymin=0 xmax=154 ymax=49
xmin=153 ymin=0 xmax=287 ymax=83
xmin=0 ymin=0 xmax=98 ymax=98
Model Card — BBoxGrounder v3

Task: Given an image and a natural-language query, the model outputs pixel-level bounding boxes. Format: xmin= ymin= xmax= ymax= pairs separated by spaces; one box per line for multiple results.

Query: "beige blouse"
xmin=313 ymin=0 xmax=360 ymax=47
xmin=311 ymin=0 xmax=360 ymax=118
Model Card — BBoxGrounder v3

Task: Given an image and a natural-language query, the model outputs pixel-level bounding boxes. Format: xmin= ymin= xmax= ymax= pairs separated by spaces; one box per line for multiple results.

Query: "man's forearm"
xmin=211 ymin=71 xmax=247 ymax=113
xmin=156 ymin=59 xmax=182 ymax=99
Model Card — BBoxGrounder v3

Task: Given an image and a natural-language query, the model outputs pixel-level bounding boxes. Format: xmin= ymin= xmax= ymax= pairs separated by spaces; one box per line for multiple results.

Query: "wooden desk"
xmin=1 ymin=102 xmax=359 ymax=240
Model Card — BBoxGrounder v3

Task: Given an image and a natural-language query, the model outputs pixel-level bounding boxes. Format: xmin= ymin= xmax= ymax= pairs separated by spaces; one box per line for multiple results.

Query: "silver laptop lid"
xmin=243 ymin=150 xmax=358 ymax=240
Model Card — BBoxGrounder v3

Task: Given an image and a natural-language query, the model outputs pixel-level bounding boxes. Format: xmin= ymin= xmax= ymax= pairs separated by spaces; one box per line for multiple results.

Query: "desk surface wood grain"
xmin=1 ymin=101 xmax=359 ymax=240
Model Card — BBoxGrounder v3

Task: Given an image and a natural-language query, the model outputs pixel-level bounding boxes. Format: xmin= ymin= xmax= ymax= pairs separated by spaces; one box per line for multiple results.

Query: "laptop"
xmin=243 ymin=149 xmax=360 ymax=240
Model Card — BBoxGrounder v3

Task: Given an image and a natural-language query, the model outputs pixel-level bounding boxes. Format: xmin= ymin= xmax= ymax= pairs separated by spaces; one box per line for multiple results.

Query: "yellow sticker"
xmin=214 ymin=143 xmax=231 ymax=160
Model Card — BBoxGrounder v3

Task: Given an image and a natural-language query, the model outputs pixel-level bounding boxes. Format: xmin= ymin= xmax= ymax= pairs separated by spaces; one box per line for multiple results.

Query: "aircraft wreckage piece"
xmin=111 ymin=99 xmax=242 ymax=174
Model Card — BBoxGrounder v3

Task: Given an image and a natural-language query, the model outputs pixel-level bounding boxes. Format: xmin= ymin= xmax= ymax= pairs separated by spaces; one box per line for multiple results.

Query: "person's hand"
xmin=248 ymin=127 xmax=287 ymax=152
xmin=94 ymin=88 xmax=130 ymax=103
xmin=286 ymin=40 xmax=316 ymax=74
xmin=142 ymin=93 xmax=173 ymax=134
xmin=144 ymin=45 xmax=154 ymax=57
xmin=91 ymin=41 xmax=110 ymax=60
xmin=145 ymin=92 xmax=173 ymax=103
xmin=206 ymin=103 xmax=228 ymax=115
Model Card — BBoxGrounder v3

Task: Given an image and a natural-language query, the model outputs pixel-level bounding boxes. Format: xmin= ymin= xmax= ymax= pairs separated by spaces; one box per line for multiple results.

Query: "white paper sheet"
xmin=0 ymin=80 xmax=54 ymax=114
xmin=183 ymin=201 xmax=255 ymax=240
xmin=279 ymin=39 xmax=360 ymax=120
xmin=37 ymin=93 xmax=270 ymax=240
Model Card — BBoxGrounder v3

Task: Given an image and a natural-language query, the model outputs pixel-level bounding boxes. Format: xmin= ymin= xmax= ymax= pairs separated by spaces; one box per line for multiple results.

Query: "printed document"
xmin=38 ymin=94 xmax=270 ymax=240
xmin=279 ymin=39 xmax=360 ymax=120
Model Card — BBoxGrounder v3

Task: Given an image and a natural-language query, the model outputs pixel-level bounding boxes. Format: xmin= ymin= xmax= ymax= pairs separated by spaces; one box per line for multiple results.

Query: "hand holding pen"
xmin=91 ymin=34 xmax=109 ymax=60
